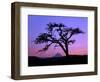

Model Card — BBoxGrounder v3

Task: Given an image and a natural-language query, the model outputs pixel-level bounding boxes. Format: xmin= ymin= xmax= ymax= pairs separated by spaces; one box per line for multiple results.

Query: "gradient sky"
xmin=28 ymin=15 xmax=88 ymax=58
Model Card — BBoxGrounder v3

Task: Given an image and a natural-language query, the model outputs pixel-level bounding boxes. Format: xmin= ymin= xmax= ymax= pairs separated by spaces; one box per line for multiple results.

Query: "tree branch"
xmin=38 ymin=43 xmax=52 ymax=52
xmin=68 ymin=40 xmax=76 ymax=45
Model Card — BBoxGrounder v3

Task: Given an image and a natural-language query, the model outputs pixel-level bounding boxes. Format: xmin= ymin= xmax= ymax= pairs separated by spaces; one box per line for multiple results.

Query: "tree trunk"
xmin=57 ymin=41 xmax=69 ymax=57
xmin=65 ymin=44 xmax=69 ymax=57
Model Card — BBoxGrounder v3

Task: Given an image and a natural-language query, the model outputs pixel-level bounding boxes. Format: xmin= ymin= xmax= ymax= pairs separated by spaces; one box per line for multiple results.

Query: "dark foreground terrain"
xmin=28 ymin=55 xmax=88 ymax=66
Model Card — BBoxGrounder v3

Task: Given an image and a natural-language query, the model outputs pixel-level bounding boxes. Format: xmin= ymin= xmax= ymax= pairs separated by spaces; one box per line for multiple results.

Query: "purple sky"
xmin=28 ymin=15 xmax=88 ymax=58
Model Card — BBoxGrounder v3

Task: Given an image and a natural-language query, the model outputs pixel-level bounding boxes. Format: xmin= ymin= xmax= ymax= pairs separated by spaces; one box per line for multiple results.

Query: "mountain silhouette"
xmin=54 ymin=53 xmax=62 ymax=57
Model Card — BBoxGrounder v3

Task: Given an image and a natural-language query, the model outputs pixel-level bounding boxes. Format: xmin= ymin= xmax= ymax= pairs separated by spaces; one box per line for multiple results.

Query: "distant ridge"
xmin=54 ymin=53 xmax=63 ymax=57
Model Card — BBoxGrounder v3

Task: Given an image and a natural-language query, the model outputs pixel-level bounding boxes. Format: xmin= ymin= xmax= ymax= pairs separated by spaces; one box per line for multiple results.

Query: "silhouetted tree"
xmin=34 ymin=23 xmax=84 ymax=56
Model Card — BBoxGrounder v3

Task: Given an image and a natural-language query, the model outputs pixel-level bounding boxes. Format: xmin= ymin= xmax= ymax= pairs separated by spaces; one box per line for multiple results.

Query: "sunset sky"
xmin=28 ymin=15 xmax=88 ymax=58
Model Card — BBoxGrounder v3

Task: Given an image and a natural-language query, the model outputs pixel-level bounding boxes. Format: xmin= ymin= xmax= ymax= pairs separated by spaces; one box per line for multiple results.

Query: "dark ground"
xmin=28 ymin=55 xmax=88 ymax=66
